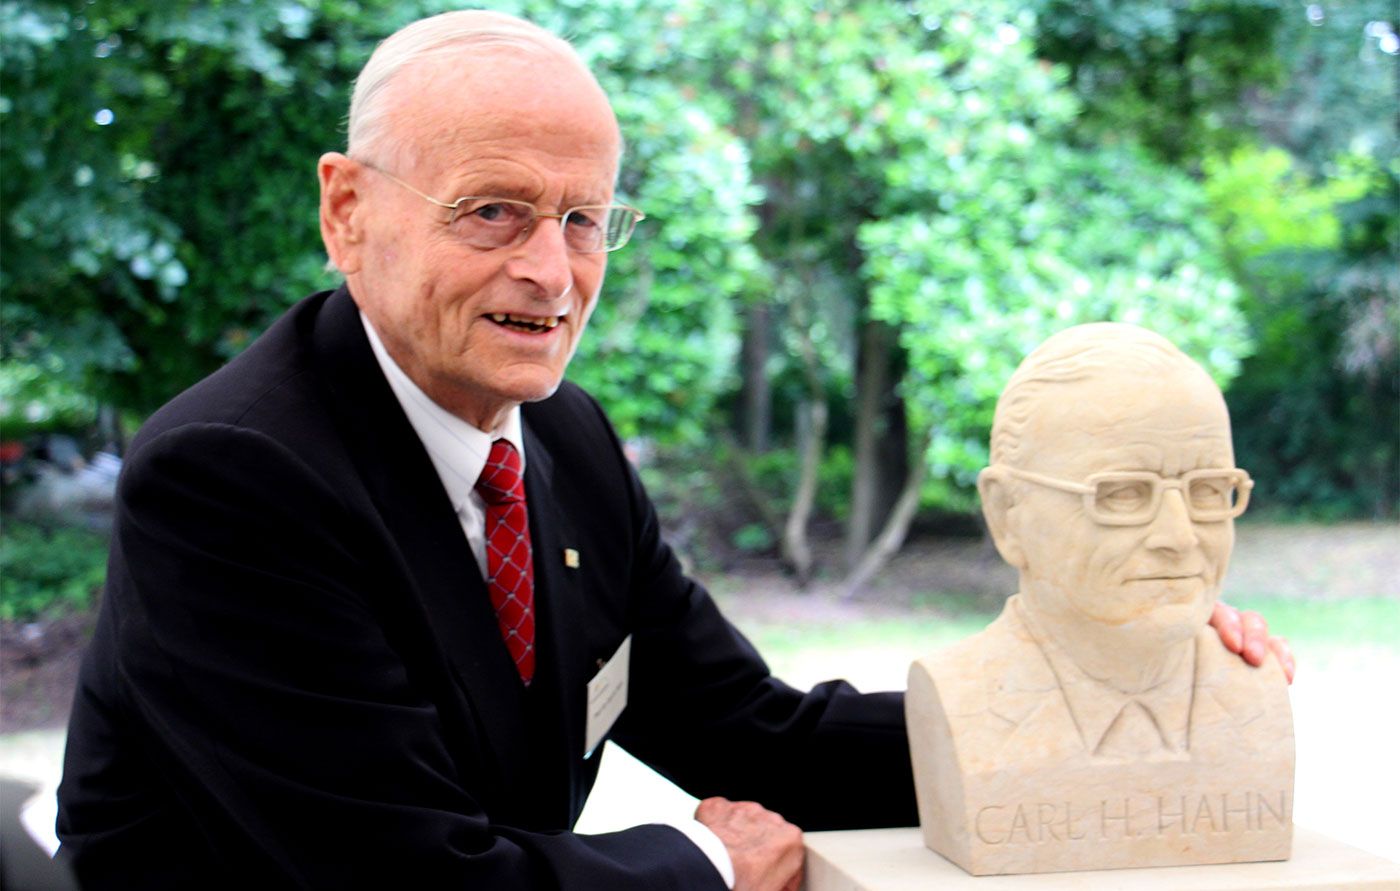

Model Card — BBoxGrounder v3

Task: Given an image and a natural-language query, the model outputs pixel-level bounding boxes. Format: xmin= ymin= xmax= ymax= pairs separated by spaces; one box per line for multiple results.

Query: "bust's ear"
xmin=318 ymin=152 xmax=366 ymax=275
xmin=978 ymin=467 xmax=1027 ymax=569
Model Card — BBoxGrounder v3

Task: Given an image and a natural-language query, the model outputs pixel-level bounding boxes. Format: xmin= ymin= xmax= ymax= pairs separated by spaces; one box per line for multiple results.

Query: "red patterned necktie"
xmin=474 ymin=439 xmax=535 ymax=685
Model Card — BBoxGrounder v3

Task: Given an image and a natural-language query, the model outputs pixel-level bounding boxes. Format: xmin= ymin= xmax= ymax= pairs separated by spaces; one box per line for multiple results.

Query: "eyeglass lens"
xmin=1092 ymin=473 xmax=1243 ymax=523
xmin=450 ymin=199 xmax=635 ymax=252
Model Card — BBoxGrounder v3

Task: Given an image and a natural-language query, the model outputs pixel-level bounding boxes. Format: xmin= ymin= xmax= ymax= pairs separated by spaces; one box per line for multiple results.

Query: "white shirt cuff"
xmin=665 ymin=818 xmax=735 ymax=889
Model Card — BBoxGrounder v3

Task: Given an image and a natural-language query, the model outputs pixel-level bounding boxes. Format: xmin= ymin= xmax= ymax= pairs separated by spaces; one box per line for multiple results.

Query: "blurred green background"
xmin=1 ymin=0 xmax=1397 ymax=622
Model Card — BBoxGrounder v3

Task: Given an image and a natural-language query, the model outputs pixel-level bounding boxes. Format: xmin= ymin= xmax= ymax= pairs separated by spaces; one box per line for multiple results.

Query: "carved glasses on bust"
xmin=994 ymin=466 xmax=1253 ymax=526
xmin=359 ymin=161 xmax=645 ymax=253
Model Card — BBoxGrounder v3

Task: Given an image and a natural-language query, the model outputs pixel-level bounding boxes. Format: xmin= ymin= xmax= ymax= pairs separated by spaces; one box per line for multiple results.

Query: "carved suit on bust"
xmin=936 ymin=596 xmax=1287 ymax=766
xmin=906 ymin=323 xmax=1294 ymax=876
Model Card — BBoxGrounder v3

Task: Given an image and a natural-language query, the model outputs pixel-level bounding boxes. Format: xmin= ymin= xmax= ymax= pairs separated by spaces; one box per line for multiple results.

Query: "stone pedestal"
xmin=803 ymin=826 xmax=1400 ymax=891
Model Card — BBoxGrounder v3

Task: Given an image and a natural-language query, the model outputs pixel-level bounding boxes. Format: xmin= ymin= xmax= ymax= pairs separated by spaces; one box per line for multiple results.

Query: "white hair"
xmin=346 ymin=10 xmax=584 ymax=168
xmin=989 ymin=323 xmax=1208 ymax=467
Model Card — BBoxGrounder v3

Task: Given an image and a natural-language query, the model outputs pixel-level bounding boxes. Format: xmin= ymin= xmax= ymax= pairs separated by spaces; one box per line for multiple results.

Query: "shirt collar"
xmin=1014 ymin=598 xmax=1194 ymax=754
xmin=360 ymin=311 xmax=525 ymax=513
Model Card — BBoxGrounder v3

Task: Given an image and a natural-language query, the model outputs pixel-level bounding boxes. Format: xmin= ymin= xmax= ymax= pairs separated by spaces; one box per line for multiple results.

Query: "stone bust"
xmin=906 ymin=323 xmax=1293 ymax=875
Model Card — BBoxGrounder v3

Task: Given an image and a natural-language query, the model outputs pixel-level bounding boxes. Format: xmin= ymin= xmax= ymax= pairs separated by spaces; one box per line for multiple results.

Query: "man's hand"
xmin=1210 ymin=601 xmax=1296 ymax=683
xmin=694 ymin=797 xmax=803 ymax=891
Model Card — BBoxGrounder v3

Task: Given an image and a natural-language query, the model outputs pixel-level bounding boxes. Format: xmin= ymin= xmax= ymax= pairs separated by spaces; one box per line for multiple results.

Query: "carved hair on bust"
xmin=990 ymin=322 xmax=1200 ymax=468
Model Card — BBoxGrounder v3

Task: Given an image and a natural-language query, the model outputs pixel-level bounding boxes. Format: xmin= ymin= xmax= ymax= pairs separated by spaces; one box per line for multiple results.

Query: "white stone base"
xmin=804 ymin=826 xmax=1400 ymax=891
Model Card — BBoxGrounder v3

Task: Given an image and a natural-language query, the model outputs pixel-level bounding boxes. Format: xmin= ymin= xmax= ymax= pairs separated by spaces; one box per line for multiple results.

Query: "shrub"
xmin=0 ymin=521 xmax=107 ymax=621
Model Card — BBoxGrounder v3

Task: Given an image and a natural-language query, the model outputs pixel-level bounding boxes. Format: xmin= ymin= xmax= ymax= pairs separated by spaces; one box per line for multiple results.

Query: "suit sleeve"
xmin=576 ymin=399 xmax=919 ymax=831
xmin=58 ymin=422 xmax=725 ymax=890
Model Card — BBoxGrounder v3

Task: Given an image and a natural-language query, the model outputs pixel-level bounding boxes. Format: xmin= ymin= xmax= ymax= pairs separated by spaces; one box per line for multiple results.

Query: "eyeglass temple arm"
xmin=991 ymin=465 xmax=1095 ymax=495
xmin=357 ymin=160 xmax=457 ymax=210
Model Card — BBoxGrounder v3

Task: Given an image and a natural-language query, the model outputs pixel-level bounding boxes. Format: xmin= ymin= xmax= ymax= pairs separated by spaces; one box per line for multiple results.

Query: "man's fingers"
xmin=1211 ymin=600 xmax=1296 ymax=683
xmin=693 ymin=796 xmax=735 ymax=824
xmin=1210 ymin=601 xmax=1244 ymax=653
xmin=1238 ymin=608 xmax=1270 ymax=666
xmin=695 ymin=797 xmax=803 ymax=891
xmin=1271 ymin=636 xmax=1296 ymax=684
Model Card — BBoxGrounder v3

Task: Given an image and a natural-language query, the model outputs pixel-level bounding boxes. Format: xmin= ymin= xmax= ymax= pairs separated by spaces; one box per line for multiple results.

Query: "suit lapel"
xmin=985 ymin=604 xmax=1087 ymax=757
xmin=307 ymin=287 xmax=530 ymax=805
xmin=519 ymin=420 xmax=594 ymax=824
xmin=1188 ymin=626 xmax=1266 ymax=756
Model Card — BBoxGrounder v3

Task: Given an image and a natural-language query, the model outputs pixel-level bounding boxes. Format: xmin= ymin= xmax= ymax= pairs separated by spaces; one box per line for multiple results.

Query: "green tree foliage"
xmin=4 ymin=0 xmax=1388 ymax=557
xmin=1028 ymin=0 xmax=1399 ymax=519
xmin=1207 ymin=147 xmax=1398 ymax=517
xmin=0 ymin=360 xmax=95 ymax=436
xmin=1200 ymin=2 xmax=1400 ymax=518
xmin=0 ymin=521 xmax=108 ymax=620
xmin=568 ymin=80 xmax=757 ymax=443
xmin=1259 ymin=3 xmax=1398 ymax=169
xmin=540 ymin=0 xmax=766 ymax=443
xmin=2 ymin=0 xmax=756 ymax=444
xmin=1 ymin=1 xmax=353 ymax=413
xmin=866 ymin=140 xmax=1249 ymax=507
xmin=659 ymin=1 xmax=1250 ymax=514
xmin=1031 ymin=0 xmax=1290 ymax=164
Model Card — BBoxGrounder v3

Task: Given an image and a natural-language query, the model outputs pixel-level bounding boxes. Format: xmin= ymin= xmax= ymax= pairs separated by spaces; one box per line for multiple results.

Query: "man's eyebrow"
xmin=446 ymin=177 xmax=611 ymax=207
xmin=447 ymin=179 xmax=535 ymax=200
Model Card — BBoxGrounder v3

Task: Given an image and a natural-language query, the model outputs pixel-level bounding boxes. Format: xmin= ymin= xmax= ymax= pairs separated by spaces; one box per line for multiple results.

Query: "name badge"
xmin=584 ymin=635 xmax=631 ymax=759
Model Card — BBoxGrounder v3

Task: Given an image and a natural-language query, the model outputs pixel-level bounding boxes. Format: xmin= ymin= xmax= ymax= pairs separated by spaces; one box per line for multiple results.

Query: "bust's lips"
xmin=1124 ymin=561 xmax=1206 ymax=583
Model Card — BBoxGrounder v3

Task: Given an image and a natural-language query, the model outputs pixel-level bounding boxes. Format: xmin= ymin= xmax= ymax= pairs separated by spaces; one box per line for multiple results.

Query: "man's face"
xmin=1008 ymin=369 xmax=1235 ymax=649
xmin=337 ymin=50 xmax=621 ymax=430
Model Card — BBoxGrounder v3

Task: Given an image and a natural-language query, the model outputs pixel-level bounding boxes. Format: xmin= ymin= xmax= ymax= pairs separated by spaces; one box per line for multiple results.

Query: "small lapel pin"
xmin=563 ymin=548 xmax=580 ymax=569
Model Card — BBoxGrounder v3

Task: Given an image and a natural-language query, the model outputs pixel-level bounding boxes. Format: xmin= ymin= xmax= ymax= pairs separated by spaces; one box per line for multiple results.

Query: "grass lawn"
xmin=728 ymin=595 xmax=1400 ymax=695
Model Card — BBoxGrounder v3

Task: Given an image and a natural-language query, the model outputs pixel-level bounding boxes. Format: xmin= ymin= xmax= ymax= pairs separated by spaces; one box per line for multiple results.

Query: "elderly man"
xmin=57 ymin=12 xmax=1286 ymax=891
xmin=907 ymin=323 xmax=1295 ymax=874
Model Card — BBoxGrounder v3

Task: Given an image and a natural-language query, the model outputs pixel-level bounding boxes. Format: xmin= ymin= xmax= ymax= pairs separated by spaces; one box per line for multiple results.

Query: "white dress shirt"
xmin=360 ymin=312 xmax=734 ymax=888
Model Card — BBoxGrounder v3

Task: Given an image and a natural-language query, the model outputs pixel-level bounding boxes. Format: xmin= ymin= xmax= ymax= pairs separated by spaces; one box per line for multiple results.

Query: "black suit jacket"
xmin=57 ymin=287 xmax=915 ymax=889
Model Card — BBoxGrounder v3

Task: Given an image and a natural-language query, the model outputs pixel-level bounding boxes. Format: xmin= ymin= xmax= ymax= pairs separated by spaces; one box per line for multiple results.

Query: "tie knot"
xmin=475 ymin=439 xmax=525 ymax=506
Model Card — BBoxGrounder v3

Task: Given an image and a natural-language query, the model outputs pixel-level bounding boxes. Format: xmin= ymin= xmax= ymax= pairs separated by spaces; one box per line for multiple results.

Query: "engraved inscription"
xmin=974 ymin=791 xmax=1289 ymax=846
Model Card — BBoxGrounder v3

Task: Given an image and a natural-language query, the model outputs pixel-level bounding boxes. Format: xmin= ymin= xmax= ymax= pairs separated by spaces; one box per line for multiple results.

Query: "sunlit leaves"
xmin=3 ymin=0 xmax=1320 ymax=514
xmin=570 ymin=78 xmax=759 ymax=443
xmin=865 ymin=142 xmax=1250 ymax=485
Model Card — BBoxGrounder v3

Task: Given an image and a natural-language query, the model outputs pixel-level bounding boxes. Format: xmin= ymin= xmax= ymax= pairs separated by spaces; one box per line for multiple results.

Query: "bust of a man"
xmin=906 ymin=323 xmax=1293 ymax=876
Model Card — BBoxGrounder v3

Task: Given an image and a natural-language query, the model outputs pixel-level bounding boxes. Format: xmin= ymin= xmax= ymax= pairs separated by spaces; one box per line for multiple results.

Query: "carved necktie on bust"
xmin=1097 ymin=700 xmax=1168 ymax=758
xmin=474 ymin=439 xmax=536 ymax=685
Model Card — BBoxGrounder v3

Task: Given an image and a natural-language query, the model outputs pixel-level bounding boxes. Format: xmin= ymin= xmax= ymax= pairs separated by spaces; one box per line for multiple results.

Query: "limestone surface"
xmin=906 ymin=324 xmax=1295 ymax=875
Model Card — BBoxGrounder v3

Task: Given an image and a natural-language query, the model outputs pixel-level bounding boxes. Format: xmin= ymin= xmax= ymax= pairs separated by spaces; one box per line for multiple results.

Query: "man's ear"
xmin=978 ymin=467 xmax=1027 ymax=569
xmin=318 ymin=152 xmax=365 ymax=275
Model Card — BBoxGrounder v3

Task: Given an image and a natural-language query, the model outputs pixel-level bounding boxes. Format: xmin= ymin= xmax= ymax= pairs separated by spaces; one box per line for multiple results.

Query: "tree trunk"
xmin=95 ymin=404 xmax=126 ymax=456
xmin=722 ymin=433 xmax=783 ymax=541
xmin=741 ymin=303 xmax=772 ymax=453
xmin=841 ymin=430 xmax=931 ymax=600
xmin=780 ymin=284 xmax=829 ymax=587
xmin=782 ymin=398 xmax=827 ymax=587
xmin=845 ymin=318 xmax=906 ymax=569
